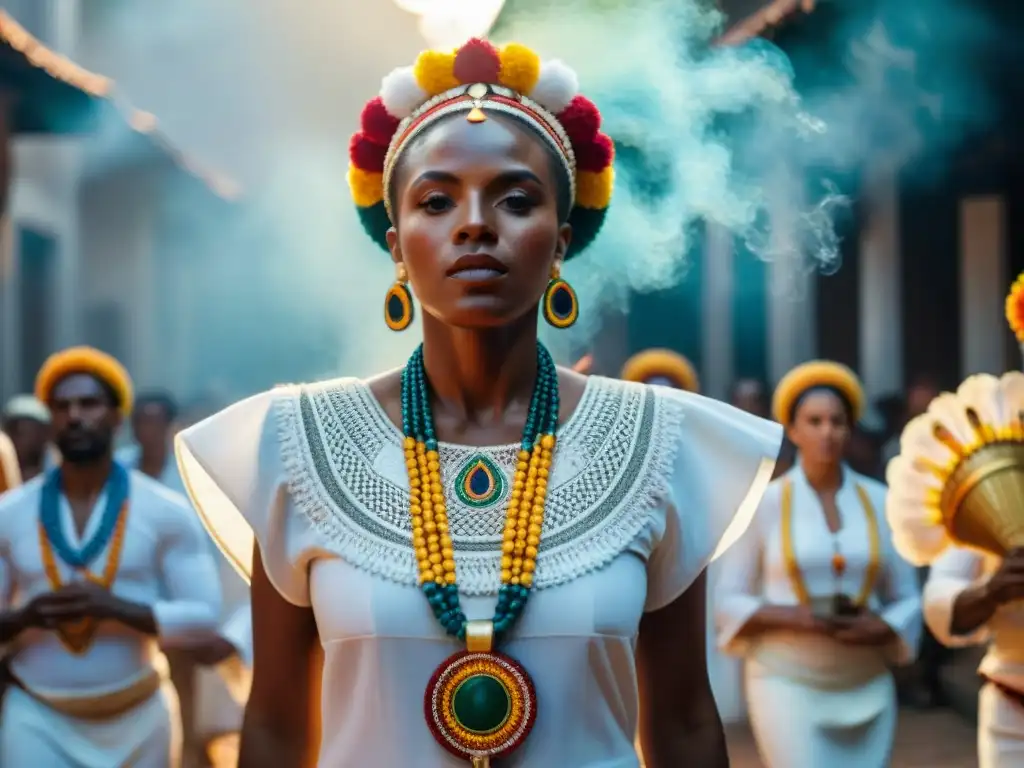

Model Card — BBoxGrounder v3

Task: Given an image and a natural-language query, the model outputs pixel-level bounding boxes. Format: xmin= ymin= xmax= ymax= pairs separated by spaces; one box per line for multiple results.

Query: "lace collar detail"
xmin=275 ymin=375 xmax=685 ymax=594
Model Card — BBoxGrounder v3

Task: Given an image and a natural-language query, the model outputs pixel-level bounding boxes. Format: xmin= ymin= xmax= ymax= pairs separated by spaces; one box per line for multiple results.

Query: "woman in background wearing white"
xmin=715 ymin=361 xmax=922 ymax=768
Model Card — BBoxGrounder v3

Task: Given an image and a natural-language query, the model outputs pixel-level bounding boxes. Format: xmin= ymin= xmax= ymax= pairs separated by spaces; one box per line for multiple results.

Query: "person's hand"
xmin=187 ymin=638 xmax=236 ymax=667
xmin=982 ymin=547 xmax=1024 ymax=608
xmin=45 ymin=581 xmax=125 ymax=622
xmin=787 ymin=605 xmax=835 ymax=634
xmin=17 ymin=587 xmax=98 ymax=630
xmin=760 ymin=604 xmax=832 ymax=635
xmin=167 ymin=630 xmax=239 ymax=667
xmin=827 ymin=612 xmax=896 ymax=646
xmin=571 ymin=354 xmax=593 ymax=375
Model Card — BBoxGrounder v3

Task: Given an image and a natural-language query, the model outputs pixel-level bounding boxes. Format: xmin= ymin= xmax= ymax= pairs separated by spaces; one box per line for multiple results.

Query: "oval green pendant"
xmin=454 ymin=454 xmax=504 ymax=508
xmin=451 ymin=674 xmax=512 ymax=735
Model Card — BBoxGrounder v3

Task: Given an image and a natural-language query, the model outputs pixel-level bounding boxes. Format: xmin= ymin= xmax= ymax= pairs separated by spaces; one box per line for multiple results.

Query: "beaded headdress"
xmin=347 ymin=38 xmax=615 ymax=259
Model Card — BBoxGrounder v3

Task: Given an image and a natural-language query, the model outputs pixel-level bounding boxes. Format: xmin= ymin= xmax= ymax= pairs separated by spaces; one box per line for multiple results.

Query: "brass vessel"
xmin=941 ymin=442 xmax=1024 ymax=556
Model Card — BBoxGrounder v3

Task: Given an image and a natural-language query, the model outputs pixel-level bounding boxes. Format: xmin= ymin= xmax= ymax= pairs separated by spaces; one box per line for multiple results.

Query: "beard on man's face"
xmin=55 ymin=426 xmax=113 ymax=464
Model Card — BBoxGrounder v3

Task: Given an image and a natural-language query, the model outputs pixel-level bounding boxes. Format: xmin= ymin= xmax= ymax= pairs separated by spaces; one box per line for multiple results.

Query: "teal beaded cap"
xmin=402 ymin=343 xmax=560 ymax=645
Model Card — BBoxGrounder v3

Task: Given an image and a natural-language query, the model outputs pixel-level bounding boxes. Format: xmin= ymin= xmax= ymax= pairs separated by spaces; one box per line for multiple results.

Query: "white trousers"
xmin=0 ymin=683 xmax=181 ymax=768
xmin=979 ymin=682 xmax=1024 ymax=768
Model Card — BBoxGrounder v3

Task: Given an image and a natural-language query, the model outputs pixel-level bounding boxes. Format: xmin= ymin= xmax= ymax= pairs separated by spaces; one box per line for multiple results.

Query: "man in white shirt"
xmin=0 ymin=346 xmax=223 ymax=766
xmin=924 ymin=545 xmax=1024 ymax=767
xmin=119 ymin=389 xmax=253 ymax=766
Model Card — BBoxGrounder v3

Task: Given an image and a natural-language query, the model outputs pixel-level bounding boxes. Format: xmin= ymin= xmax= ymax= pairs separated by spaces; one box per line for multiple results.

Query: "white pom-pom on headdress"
xmin=529 ymin=59 xmax=578 ymax=114
xmin=380 ymin=66 xmax=427 ymax=119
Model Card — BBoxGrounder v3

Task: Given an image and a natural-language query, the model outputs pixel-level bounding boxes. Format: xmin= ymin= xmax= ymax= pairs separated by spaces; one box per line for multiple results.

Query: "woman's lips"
xmin=447 ymin=253 xmax=509 ymax=281
xmin=450 ymin=267 xmax=506 ymax=281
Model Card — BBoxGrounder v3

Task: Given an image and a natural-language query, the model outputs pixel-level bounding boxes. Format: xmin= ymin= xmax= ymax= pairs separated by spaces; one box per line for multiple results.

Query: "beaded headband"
xmin=348 ymin=38 xmax=615 ymax=259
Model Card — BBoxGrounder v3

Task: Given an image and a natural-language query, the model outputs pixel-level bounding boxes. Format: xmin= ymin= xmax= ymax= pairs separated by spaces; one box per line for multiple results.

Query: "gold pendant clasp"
xmin=471 ymin=757 xmax=490 ymax=768
xmin=464 ymin=620 xmax=494 ymax=653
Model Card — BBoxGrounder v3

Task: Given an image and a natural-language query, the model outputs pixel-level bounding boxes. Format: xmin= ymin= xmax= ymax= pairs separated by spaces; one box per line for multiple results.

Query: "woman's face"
xmin=787 ymin=390 xmax=850 ymax=466
xmin=386 ymin=114 xmax=572 ymax=329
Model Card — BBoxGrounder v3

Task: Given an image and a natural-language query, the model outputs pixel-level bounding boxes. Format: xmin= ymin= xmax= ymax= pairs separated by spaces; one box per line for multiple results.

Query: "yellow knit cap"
xmin=620 ymin=349 xmax=700 ymax=393
xmin=772 ymin=360 xmax=863 ymax=425
xmin=35 ymin=346 xmax=134 ymax=416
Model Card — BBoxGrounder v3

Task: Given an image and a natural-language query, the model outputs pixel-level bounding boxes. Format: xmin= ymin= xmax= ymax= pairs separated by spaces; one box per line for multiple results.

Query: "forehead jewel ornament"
xmin=347 ymin=38 xmax=616 ymax=259
xmin=466 ymin=82 xmax=489 ymax=123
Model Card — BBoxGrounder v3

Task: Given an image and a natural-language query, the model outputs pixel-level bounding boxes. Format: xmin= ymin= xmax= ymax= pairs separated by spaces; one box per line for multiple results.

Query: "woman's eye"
xmin=500 ymin=193 xmax=536 ymax=213
xmin=418 ymin=194 xmax=453 ymax=213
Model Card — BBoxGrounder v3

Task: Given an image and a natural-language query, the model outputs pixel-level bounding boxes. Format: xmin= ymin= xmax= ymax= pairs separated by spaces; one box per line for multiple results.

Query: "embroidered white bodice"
xmin=177 ymin=374 xmax=781 ymax=767
xmin=278 ymin=375 xmax=687 ymax=595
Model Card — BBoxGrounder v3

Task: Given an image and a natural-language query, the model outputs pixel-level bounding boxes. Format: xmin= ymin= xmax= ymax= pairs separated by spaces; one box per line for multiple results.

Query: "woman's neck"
xmin=800 ymin=458 xmax=843 ymax=494
xmin=420 ymin=310 xmax=539 ymax=422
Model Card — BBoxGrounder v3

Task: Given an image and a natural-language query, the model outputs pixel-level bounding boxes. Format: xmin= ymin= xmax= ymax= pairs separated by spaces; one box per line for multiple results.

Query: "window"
xmin=17 ymin=226 xmax=57 ymax=392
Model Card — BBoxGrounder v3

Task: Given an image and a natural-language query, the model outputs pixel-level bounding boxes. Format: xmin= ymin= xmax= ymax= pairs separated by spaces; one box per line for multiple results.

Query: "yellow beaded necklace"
xmin=407 ymin=344 xmax=556 ymax=766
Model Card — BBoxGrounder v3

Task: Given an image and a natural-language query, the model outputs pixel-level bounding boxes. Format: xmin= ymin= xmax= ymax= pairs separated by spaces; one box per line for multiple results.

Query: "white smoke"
xmin=69 ymin=0 xmax=995 ymax=395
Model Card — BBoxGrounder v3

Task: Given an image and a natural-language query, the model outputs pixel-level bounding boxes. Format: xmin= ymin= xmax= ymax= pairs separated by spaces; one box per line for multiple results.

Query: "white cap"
xmin=3 ymin=395 xmax=51 ymax=425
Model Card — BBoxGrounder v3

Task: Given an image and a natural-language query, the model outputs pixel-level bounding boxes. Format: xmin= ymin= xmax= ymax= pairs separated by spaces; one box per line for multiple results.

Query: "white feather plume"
xmin=886 ymin=371 xmax=1024 ymax=566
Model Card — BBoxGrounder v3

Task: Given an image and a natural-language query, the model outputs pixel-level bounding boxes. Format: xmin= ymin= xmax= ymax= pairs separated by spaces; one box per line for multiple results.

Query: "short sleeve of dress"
xmin=175 ymin=388 xmax=313 ymax=606
xmin=644 ymin=391 xmax=782 ymax=612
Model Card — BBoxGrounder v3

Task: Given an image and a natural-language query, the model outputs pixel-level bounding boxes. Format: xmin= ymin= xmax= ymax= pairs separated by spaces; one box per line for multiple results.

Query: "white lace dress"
xmin=175 ymin=375 xmax=781 ymax=767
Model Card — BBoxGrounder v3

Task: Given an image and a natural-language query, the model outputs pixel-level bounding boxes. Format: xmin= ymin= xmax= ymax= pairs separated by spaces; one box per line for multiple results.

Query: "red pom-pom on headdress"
xmin=575 ymin=133 xmax=615 ymax=172
xmin=453 ymin=38 xmax=502 ymax=85
xmin=361 ymin=97 xmax=400 ymax=147
xmin=349 ymin=133 xmax=388 ymax=172
xmin=350 ymin=41 xmax=614 ymax=258
xmin=556 ymin=95 xmax=601 ymax=144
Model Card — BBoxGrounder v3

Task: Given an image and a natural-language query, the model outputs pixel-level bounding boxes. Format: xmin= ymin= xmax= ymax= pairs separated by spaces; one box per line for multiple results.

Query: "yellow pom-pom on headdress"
xmin=498 ymin=43 xmax=541 ymax=95
xmin=347 ymin=167 xmax=384 ymax=208
xmin=772 ymin=360 xmax=864 ymax=425
xmin=349 ymin=38 xmax=614 ymax=259
xmin=412 ymin=49 xmax=460 ymax=97
xmin=1006 ymin=271 xmax=1024 ymax=343
xmin=35 ymin=346 xmax=134 ymax=416
xmin=620 ymin=349 xmax=700 ymax=393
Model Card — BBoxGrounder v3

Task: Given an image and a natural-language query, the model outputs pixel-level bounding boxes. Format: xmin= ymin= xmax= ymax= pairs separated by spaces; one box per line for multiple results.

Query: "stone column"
xmin=767 ymin=172 xmax=816 ymax=385
xmin=959 ymin=195 xmax=1007 ymax=376
xmin=859 ymin=165 xmax=902 ymax=400
xmin=702 ymin=222 xmax=734 ymax=400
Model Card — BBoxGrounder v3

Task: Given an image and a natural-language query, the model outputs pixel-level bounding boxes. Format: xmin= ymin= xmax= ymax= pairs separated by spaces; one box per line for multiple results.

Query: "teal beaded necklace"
xmin=404 ymin=342 xmax=559 ymax=766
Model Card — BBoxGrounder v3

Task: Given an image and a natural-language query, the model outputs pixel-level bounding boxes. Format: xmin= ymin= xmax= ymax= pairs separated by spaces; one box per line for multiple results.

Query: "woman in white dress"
xmin=715 ymin=360 xmax=922 ymax=768
xmin=175 ymin=38 xmax=782 ymax=767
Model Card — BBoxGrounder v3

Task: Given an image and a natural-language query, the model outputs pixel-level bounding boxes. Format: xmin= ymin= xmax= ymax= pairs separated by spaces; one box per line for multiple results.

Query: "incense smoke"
xmin=72 ymin=0 xmax=997 ymax=397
